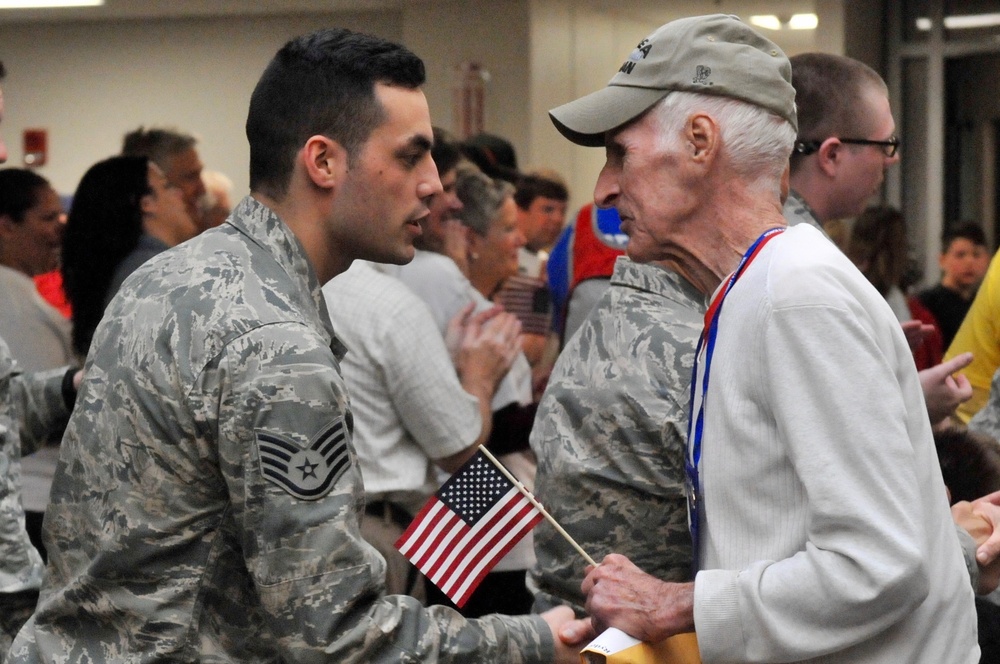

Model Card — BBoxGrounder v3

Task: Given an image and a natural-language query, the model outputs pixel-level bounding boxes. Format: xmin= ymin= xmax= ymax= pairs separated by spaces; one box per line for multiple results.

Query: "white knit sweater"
xmin=692 ymin=224 xmax=978 ymax=663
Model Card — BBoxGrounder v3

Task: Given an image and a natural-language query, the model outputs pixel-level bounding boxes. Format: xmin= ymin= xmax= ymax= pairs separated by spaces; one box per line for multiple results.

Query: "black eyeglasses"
xmin=794 ymin=136 xmax=900 ymax=158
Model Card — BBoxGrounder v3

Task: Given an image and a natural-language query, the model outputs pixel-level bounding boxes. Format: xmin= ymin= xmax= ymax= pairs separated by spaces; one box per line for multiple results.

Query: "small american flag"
xmin=395 ymin=451 xmax=543 ymax=607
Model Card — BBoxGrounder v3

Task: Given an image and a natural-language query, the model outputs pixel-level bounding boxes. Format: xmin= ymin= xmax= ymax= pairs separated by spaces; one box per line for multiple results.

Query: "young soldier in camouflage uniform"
xmin=8 ymin=30 xmax=582 ymax=663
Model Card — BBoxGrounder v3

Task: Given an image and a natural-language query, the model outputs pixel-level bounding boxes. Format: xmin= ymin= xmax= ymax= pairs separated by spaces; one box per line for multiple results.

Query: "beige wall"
xmin=0 ymin=12 xmax=402 ymax=197
xmin=0 ymin=1 xmax=864 ymax=214
xmin=403 ymin=0 xmax=531 ymax=150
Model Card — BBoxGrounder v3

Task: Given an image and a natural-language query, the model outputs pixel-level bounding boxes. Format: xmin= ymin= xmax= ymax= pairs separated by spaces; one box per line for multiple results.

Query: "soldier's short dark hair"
xmin=789 ymin=53 xmax=887 ymax=173
xmin=246 ymin=28 xmax=425 ymax=200
xmin=0 ymin=167 xmax=51 ymax=224
xmin=121 ymin=127 xmax=198 ymax=174
xmin=513 ymin=173 xmax=568 ymax=210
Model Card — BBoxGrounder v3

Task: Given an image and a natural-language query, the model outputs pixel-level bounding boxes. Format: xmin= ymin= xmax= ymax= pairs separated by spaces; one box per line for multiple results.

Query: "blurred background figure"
xmin=513 ymin=170 xmax=568 ymax=268
xmin=419 ymin=163 xmax=536 ymax=617
xmin=546 ymin=203 xmax=627 ymax=345
xmin=460 ymin=132 xmax=520 ymax=184
xmin=199 ymin=169 xmax=234 ymax=230
xmin=0 ymin=167 xmax=74 ymax=562
xmin=61 ymin=155 xmax=189 ymax=358
xmin=933 ymin=424 xmax=1000 ymax=662
xmin=0 ymin=168 xmax=73 ymax=371
xmin=846 ymin=205 xmax=943 ymax=371
xmin=495 ymin=170 xmax=567 ymax=394
xmin=917 ymin=222 xmax=989 ymax=348
xmin=460 ymin=164 xmax=525 ymax=305
xmin=323 ymin=262 xmax=518 ymax=602
xmin=122 ymin=126 xmax=205 ymax=233
xmin=411 ymin=127 xmax=470 ymax=275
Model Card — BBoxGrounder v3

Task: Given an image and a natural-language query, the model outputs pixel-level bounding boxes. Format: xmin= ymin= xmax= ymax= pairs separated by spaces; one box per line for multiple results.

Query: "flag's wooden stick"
xmin=478 ymin=445 xmax=598 ymax=567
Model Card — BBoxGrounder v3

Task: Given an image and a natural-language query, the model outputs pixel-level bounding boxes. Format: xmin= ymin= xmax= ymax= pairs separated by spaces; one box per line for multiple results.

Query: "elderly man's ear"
xmin=687 ymin=113 xmax=720 ymax=161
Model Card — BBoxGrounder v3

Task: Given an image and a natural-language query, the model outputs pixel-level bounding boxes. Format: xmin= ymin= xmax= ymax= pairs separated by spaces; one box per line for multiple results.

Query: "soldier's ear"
xmin=816 ymin=138 xmax=842 ymax=177
xmin=302 ymin=135 xmax=348 ymax=191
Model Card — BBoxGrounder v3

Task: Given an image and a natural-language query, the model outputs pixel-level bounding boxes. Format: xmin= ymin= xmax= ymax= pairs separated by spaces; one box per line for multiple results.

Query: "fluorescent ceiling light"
xmin=917 ymin=13 xmax=1000 ymax=30
xmin=750 ymin=13 xmax=817 ymax=31
xmin=789 ymin=14 xmax=819 ymax=30
xmin=750 ymin=15 xmax=782 ymax=31
xmin=0 ymin=0 xmax=103 ymax=7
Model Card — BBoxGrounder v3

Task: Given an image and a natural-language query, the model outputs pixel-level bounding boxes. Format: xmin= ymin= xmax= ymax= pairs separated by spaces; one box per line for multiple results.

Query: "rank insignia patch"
xmin=256 ymin=418 xmax=350 ymax=500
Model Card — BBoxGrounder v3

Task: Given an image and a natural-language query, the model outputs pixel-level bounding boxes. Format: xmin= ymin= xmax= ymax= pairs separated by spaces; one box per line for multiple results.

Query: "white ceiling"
xmin=0 ymin=0 xmax=425 ymax=22
xmin=0 ymin=0 xmax=815 ymax=24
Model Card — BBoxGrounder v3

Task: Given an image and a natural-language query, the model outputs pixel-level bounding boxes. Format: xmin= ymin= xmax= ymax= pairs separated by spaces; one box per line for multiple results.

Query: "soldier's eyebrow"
xmin=395 ymin=134 xmax=433 ymax=166
xmin=402 ymin=134 xmax=432 ymax=154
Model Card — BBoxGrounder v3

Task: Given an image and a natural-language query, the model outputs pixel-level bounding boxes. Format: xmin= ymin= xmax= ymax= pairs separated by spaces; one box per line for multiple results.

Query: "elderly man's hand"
xmin=919 ymin=353 xmax=973 ymax=424
xmin=581 ymin=554 xmax=695 ymax=644
xmin=954 ymin=490 xmax=1000 ymax=594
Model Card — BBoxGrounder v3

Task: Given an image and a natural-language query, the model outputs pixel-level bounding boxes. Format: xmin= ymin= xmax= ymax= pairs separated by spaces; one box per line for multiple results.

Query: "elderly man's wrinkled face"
xmin=593 ymin=108 xmax=701 ymax=265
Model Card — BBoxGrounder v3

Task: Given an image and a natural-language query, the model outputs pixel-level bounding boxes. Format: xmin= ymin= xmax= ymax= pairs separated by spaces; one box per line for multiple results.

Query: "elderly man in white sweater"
xmin=548 ymin=14 xmax=979 ymax=664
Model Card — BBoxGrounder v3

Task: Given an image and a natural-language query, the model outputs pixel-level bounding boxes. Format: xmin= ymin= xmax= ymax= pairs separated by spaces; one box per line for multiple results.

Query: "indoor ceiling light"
xmin=788 ymin=14 xmax=819 ymax=30
xmin=0 ymin=0 xmax=103 ymax=7
xmin=750 ymin=15 xmax=782 ymax=31
xmin=750 ymin=14 xmax=818 ymax=31
xmin=917 ymin=12 xmax=1000 ymax=30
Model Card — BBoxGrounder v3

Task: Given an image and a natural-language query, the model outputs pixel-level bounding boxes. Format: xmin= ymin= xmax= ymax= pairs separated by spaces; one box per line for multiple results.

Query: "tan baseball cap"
xmin=549 ymin=14 xmax=797 ymax=147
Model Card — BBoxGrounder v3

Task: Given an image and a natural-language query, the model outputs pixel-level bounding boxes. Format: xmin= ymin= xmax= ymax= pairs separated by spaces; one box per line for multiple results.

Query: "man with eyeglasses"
xmin=784 ymin=52 xmax=978 ymax=428
xmin=785 ymin=52 xmax=900 ymax=230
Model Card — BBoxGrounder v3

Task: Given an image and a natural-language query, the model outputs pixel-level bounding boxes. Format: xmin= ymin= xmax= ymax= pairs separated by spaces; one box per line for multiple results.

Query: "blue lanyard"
xmin=685 ymin=227 xmax=785 ymax=567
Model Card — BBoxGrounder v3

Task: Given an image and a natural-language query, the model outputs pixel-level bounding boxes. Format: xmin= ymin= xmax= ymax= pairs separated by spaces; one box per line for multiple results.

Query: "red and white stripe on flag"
xmin=395 ymin=452 xmax=542 ymax=607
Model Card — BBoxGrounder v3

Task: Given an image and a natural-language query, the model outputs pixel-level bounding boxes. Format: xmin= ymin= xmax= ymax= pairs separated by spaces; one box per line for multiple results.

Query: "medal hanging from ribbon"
xmin=685 ymin=227 xmax=785 ymax=567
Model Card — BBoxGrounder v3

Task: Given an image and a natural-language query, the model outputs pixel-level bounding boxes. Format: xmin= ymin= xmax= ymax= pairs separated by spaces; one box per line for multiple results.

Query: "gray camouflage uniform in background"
xmin=9 ymin=196 xmax=552 ymax=663
xmin=783 ymin=189 xmax=824 ymax=231
xmin=0 ymin=339 xmax=71 ymax=654
xmin=529 ymin=257 xmax=704 ymax=614
xmin=969 ymin=369 xmax=1000 ymax=441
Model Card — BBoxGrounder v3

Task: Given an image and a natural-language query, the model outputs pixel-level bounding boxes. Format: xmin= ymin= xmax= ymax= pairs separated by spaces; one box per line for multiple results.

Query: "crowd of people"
xmin=2 ymin=12 xmax=1000 ymax=664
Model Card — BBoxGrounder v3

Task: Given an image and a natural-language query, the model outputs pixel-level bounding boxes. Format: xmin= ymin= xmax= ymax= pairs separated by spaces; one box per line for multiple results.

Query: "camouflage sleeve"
xmin=214 ymin=322 xmax=553 ymax=663
xmin=7 ymin=366 xmax=70 ymax=456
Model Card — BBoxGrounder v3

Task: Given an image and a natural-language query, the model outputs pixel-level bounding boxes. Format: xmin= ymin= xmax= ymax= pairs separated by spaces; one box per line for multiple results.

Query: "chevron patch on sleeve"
xmin=256 ymin=418 xmax=350 ymax=500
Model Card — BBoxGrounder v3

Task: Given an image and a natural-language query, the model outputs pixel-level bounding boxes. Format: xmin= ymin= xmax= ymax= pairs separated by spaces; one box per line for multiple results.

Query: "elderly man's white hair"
xmin=653 ymin=91 xmax=795 ymax=198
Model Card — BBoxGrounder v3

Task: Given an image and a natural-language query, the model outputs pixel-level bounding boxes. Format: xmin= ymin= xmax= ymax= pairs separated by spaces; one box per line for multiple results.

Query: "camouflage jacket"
xmin=0 ymin=339 xmax=70 ymax=595
xmin=783 ymin=189 xmax=823 ymax=231
xmin=10 ymin=196 xmax=551 ymax=663
xmin=529 ymin=257 xmax=704 ymax=614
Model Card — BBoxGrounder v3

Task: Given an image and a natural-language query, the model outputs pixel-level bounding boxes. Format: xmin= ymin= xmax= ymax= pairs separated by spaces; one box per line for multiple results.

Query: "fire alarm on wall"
xmin=23 ymin=129 xmax=47 ymax=167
